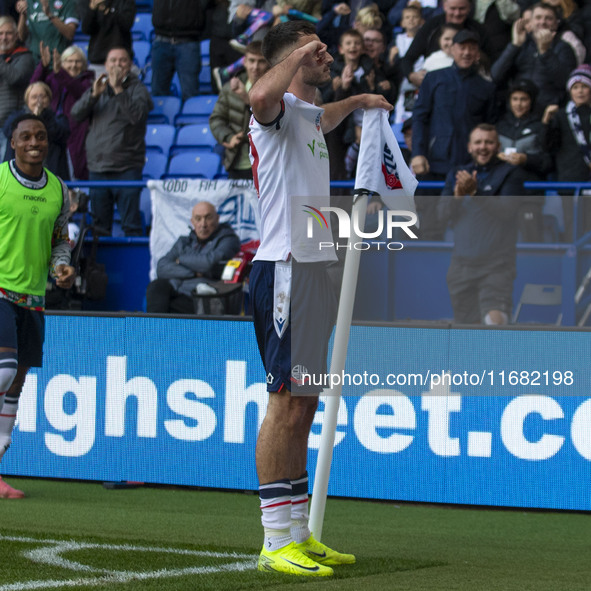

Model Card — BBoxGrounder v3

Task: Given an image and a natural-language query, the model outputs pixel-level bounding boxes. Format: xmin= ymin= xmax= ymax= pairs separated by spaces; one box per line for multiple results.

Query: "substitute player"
xmin=248 ymin=21 xmax=391 ymax=576
xmin=0 ymin=114 xmax=75 ymax=499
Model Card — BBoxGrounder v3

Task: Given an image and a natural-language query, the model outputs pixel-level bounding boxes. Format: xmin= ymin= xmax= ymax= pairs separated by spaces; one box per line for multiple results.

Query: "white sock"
xmin=290 ymin=472 xmax=311 ymax=543
xmin=0 ymin=394 xmax=18 ymax=462
xmin=263 ymin=526 xmax=292 ymax=551
xmin=260 ymin=479 xmax=293 ymax=551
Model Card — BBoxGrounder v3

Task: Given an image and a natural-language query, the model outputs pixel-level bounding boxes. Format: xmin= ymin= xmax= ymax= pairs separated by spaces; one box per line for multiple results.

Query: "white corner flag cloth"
xmin=354 ymin=109 xmax=418 ymax=212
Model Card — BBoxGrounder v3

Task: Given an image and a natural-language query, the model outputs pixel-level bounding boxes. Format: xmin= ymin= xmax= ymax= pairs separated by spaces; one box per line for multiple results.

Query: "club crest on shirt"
xmin=382 ymin=143 xmax=402 ymax=190
xmin=315 ymin=113 xmax=321 ymax=132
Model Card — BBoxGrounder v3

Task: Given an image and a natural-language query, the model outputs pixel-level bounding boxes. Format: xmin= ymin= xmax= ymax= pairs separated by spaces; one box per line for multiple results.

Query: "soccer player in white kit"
xmin=248 ymin=20 xmax=391 ymax=576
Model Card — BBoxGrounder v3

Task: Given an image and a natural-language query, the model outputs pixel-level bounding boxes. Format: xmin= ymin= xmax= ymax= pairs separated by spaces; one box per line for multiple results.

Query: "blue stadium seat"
xmin=143 ymin=152 xmax=168 ymax=179
xmin=146 ymin=124 xmax=176 ymax=155
xmin=174 ymin=95 xmax=217 ymax=125
xmin=171 ymin=124 xmax=218 ymax=154
xmin=199 ymin=66 xmax=213 ymax=94
xmin=391 ymin=122 xmax=406 ymax=148
xmin=142 ymin=65 xmax=152 ymax=87
xmin=200 ymin=39 xmax=210 ymax=62
xmin=165 ymin=151 xmax=221 ymax=178
xmin=73 ymin=32 xmax=90 ymax=43
xmin=76 ymin=41 xmax=89 ymax=58
xmin=132 ymin=12 xmax=153 ymax=41
xmin=148 ymin=96 xmax=182 ymax=124
xmin=140 ymin=187 xmax=152 ymax=229
xmin=170 ymin=71 xmax=181 ymax=97
xmin=133 ymin=40 xmax=151 ymax=68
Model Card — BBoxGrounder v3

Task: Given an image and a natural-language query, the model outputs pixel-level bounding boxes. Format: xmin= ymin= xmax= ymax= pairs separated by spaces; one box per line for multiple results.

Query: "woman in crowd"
xmin=3 ymin=81 xmax=70 ymax=179
xmin=30 ymin=43 xmax=94 ymax=179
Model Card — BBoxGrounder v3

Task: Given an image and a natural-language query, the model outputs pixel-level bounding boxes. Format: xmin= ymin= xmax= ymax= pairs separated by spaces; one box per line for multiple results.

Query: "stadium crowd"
xmin=1 ymin=0 xmax=591 ymax=241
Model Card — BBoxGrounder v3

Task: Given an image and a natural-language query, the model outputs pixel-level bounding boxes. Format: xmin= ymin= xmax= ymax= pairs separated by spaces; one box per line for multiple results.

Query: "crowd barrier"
xmin=4 ymin=314 xmax=590 ymax=511
xmin=68 ymin=181 xmax=591 ymax=325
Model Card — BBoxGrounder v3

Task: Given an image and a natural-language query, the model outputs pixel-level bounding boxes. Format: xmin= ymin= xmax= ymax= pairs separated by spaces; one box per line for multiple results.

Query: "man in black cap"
xmin=410 ymin=29 xmax=497 ymax=240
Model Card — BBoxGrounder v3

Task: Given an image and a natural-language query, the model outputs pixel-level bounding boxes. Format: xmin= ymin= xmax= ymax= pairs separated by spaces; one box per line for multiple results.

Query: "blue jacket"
xmin=439 ymin=158 xmax=524 ymax=261
xmin=411 ymin=64 xmax=497 ymax=175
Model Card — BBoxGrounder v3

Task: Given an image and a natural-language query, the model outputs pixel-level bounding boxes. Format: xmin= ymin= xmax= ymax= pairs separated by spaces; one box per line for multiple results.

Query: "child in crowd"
xmin=322 ymin=28 xmax=374 ymax=180
xmin=389 ymin=4 xmax=423 ymax=64
xmin=422 ymin=22 xmax=457 ymax=71
xmin=390 ymin=5 xmax=426 ymax=124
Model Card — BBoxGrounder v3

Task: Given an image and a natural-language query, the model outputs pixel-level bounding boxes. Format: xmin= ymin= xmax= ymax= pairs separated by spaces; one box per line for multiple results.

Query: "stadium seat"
xmin=199 ymin=66 xmax=213 ymax=94
xmin=148 ymin=96 xmax=182 ymax=124
xmin=76 ymin=41 xmax=89 ymax=58
xmin=132 ymin=12 xmax=153 ymax=41
xmin=200 ymin=39 xmax=210 ymax=67
xmin=391 ymin=122 xmax=406 ymax=147
xmin=174 ymin=95 xmax=218 ymax=125
xmin=133 ymin=40 xmax=151 ymax=69
xmin=171 ymin=124 xmax=218 ymax=154
xmin=73 ymin=32 xmax=90 ymax=43
xmin=143 ymin=152 xmax=168 ymax=179
xmin=165 ymin=151 xmax=221 ymax=178
xmin=543 ymin=214 xmax=561 ymax=243
xmin=145 ymin=124 xmax=176 ymax=155
xmin=513 ymin=283 xmax=562 ymax=325
xmin=171 ymin=71 xmax=181 ymax=97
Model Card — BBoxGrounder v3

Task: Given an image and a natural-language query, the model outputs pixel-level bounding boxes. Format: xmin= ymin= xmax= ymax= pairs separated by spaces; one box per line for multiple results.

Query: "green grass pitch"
xmin=1 ymin=477 xmax=589 ymax=591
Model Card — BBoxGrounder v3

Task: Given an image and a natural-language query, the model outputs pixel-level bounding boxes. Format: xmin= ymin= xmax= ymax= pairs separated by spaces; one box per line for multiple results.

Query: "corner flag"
xmin=309 ymin=109 xmax=418 ymax=540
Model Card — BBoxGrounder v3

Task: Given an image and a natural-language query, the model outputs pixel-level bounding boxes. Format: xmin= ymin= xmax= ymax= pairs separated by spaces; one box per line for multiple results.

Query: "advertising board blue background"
xmin=4 ymin=316 xmax=590 ymax=511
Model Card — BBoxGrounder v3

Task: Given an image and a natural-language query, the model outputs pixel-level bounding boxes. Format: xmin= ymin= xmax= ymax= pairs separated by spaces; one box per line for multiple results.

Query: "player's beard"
xmin=303 ymin=69 xmax=330 ymax=88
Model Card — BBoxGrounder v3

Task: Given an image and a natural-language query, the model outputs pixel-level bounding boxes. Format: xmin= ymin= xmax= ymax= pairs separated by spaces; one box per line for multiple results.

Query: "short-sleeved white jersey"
xmin=249 ymin=93 xmax=336 ymax=263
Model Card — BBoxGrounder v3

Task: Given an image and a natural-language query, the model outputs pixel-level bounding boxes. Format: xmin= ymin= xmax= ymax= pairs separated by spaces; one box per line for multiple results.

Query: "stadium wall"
xmin=4 ymin=314 xmax=591 ymax=511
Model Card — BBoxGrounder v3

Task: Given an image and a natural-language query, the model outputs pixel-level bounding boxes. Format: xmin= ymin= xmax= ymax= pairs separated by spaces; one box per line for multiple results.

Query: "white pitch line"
xmin=0 ymin=534 xmax=257 ymax=591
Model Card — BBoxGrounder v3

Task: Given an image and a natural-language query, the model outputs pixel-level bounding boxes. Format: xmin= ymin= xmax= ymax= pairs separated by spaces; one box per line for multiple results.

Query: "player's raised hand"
xmin=299 ymin=39 xmax=331 ymax=68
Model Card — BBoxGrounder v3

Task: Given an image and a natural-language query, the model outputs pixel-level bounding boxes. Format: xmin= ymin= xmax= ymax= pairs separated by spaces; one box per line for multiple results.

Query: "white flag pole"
xmin=308 ymin=191 xmax=368 ymax=541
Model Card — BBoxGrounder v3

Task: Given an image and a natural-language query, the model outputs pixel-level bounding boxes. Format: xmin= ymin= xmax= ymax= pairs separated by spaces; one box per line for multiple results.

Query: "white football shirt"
xmin=249 ymin=93 xmax=336 ymax=263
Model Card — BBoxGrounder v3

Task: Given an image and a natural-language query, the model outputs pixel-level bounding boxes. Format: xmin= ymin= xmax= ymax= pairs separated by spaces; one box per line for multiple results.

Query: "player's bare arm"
xmin=321 ymin=93 xmax=392 ymax=133
xmin=249 ymin=40 xmax=330 ymax=123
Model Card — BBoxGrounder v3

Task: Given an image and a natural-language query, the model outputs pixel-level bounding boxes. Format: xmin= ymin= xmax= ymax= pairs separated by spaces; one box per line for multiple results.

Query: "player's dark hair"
xmin=262 ymin=21 xmax=317 ymax=65
xmin=10 ymin=113 xmax=46 ymax=138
